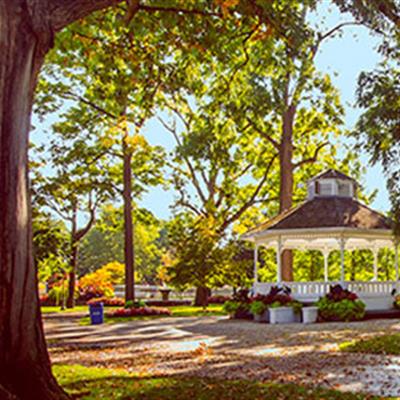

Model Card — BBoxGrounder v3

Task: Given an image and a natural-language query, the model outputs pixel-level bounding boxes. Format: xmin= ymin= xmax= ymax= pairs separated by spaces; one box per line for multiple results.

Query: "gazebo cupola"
xmin=307 ymin=169 xmax=357 ymax=200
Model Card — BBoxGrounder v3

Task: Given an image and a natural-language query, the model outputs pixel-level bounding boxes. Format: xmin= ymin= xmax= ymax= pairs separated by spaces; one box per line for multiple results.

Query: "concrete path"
xmin=45 ymin=314 xmax=400 ymax=398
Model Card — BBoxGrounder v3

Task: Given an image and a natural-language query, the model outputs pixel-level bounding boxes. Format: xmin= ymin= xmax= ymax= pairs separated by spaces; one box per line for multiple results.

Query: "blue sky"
xmin=32 ymin=4 xmax=390 ymax=221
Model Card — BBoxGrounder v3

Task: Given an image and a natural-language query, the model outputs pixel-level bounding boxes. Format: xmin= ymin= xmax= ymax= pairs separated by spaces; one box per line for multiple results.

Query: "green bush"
xmin=394 ymin=295 xmax=400 ymax=309
xmin=249 ymin=300 xmax=267 ymax=316
xmin=317 ymin=297 xmax=365 ymax=322
xmin=223 ymin=300 xmax=241 ymax=315
xmin=125 ymin=299 xmax=146 ymax=309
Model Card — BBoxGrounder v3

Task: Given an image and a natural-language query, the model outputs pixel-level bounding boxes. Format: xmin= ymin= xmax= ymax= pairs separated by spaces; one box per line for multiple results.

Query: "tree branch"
xmin=65 ymin=91 xmax=118 ymax=120
xmin=246 ymin=117 xmax=280 ymax=150
xmin=160 ymin=116 xmax=208 ymax=205
xmin=219 ymin=153 xmax=278 ymax=231
xmin=292 ymin=141 xmax=329 ymax=170
xmin=50 ymin=0 xmax=123 ymax=32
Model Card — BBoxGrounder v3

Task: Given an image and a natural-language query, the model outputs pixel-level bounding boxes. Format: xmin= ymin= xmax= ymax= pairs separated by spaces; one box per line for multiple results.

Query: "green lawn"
xmin=54 ymin=364 xmax=379 ymax=400
xmin=340 ymin=333 xmax=400 ymax=355
xmin=41 ymin=306 xmax=88 ymax=314
xmin=77 ymin=304 xmax=226 ymax=325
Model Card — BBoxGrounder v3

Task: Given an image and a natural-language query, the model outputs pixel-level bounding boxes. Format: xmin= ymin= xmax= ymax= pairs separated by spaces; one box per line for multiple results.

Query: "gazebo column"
xmin=322 ymin=249 xmax=330 ymax=282
xmin=276 ymin=237 xmax=282 ymax=283
xmin=394 ymin=241 xmax=399 ymax=281
xmin=372 ymin=248 xmax=379 ymax=281
xmin=340 ymin=236 xmax=345 ymax=284
xmin=253 ymin=244 xmax=259 ymax=283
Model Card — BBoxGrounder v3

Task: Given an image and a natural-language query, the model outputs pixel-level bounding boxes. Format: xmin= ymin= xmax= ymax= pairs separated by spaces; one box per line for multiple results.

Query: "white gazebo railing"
xmin=254 ymin=280 xmax=400 ymax=302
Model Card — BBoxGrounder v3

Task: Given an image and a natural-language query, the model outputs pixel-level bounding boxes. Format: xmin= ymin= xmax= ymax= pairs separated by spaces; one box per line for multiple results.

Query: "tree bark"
xmin=0 ymin=2 xmax=69 ymax=399
xmin=0 ymin=1 xmax=123 ymax=398
xmin=123 ymin=137 xmax=135 ymax=303
xmin=194 ymin=286 xmax=210 ymax=307
xmin=66 ymin=206 xmax=78 ymax=308
xmin=279 ymin=105 xmax=295 ymax=281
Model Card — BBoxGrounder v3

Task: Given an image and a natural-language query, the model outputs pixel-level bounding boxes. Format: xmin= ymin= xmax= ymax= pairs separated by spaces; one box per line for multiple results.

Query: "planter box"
xmin=269 ymin=306 xmax=299 ymax=324
xmin=253 ymin=309 xmax=269 ymax=323
xmin=302 ymin=306 xmax=318 ymax=324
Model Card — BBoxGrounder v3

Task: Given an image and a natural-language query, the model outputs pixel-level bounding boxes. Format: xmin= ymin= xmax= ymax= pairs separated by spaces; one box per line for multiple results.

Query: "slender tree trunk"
xmin=279 ymin=105 xmax=295 ymax=281
xmin=123 ymin=137 xmax=135 ymax=303
xmin=67 ymin=206 xmax=78 ymax=308
xmin=0 ymin=2 xmax=69 ymax=399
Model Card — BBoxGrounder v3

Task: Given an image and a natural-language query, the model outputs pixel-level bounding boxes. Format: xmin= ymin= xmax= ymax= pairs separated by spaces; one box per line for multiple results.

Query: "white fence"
xmin=114 ymin=285 xmax=233 ymax=300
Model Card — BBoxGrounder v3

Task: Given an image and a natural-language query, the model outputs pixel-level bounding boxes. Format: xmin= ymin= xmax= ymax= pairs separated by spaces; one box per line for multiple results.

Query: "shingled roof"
xmin=245 ymin=197 xmax=392 ymax=236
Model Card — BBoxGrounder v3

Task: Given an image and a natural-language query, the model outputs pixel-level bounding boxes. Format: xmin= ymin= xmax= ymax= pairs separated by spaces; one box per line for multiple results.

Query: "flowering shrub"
xmin=107 ymin=306 xmax=171 ymax=318
xmin=78 ymin=269 xmax=114 ymax=301
xmin=317 ymin=285 xmax=365 ymax=322
xmin=251 ymin=286 xmax=293 ymax=306
xmin=40 ymin=294 xmax=55 ymax=307
xmin=87 ymin=297 xmax=125 ymax=307
xmin=250 ymin=286 xmax=302 ymax=315
xmin=326 ymin=284 xmax=358 ymax=302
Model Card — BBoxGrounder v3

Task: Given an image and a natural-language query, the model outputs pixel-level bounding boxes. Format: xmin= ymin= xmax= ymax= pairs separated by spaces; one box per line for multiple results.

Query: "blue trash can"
xmin=89 ymin=302 xmax=104 ymax=325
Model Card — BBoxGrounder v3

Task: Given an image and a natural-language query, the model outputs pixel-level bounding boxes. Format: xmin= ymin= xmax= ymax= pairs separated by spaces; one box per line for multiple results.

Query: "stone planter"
xmin=302 ymin=306 xmax=318 ymax=324
xmin=253 ymin=309 xmax=269 ymax=323
xmin=269 ymin=306 xmax=299 ymax=324
xmin=159 ymin=288 xmax=171 ymax=302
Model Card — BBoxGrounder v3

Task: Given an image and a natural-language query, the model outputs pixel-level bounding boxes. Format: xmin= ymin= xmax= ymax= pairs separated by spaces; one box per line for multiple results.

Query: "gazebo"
xmin=243 ymin=169 xmax=399 ymax=310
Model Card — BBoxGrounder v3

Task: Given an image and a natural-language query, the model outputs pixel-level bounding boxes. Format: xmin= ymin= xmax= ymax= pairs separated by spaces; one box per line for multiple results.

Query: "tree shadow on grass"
xmin=61 ymin=373 xmax=373 ymax=400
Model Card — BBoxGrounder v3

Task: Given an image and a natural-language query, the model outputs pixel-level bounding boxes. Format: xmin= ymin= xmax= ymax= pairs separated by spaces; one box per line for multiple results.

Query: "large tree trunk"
xmin=194 ymin=286 xmax=210 ymax=307
xmin=279 ymin=105 xmax=295 ymax=282
xmin=0 ymin=2 xmax=69 ymax=399
xmin=67 ymin=206 xmax=78 ymax=308
xmin=123 ymin=138 xmax=135 ymax=303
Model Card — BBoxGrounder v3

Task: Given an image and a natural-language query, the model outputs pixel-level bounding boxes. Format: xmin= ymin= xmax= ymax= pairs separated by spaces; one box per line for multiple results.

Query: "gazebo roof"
xmin=246 ymin=197 xmax=392 ymax=236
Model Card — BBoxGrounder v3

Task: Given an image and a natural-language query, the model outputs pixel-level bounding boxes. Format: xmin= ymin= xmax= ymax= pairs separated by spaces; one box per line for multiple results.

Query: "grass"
xmin=41 ymin=306 xmax=88 ymax=314
xmin=78 ymin=304 xmax=225 ymax=325
xmin=340 ymin=333 xmax=400 ymax=355
xmin=54 ymin=364 xmax=380 ymax=400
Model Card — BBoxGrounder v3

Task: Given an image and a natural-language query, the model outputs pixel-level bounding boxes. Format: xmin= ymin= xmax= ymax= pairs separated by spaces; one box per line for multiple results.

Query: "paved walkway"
xmin=45 ymin=314 xmax=400 ymax=398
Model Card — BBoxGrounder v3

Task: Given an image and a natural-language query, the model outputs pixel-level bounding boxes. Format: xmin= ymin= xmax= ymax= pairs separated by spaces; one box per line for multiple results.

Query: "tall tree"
xmin=0 ymin=1 xmax=315 ymax=397
xmin=79 ymin=205 xmax=164 ymax=284
xmin=31 ymin=124 xmax=116 ymax=308
xmin=161 ymin=95 xmax=278 ymax=305
xmin=36 ymin=5 xmax=183 ymax=302
xmin=222 ymin=3 xmax=356 ymax=280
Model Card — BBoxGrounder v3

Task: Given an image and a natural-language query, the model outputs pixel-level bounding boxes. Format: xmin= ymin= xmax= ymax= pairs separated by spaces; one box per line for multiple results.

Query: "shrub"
xmin=249 ymin=300 xmax=267 ymax=316
xmin=125 ymin=299 xmax=146 ymax=309
xmin=107 ymin=306 xmax=171 ymax=318
xmin=40 ymin=294 xmax=55 ymax=307
xmin=250 ymin=287 xmax=302 ymax=315
xmin=394 ymin=294 xmax=400 ymax=309
xmin=78 ymin=270 xmax=114 ymax=301
xmin=208 ymin=295 xmax=231 ymax=304
xmin=223 ymin=300 xmax=242 ymax=315
xmin=48 ymin=282 xmax=69 ymax=306
xmin=326 ymin=284 xmax=358 ymax=302
xmin=87 ymin=297 xmax=124 ymax=307
xmin=223 ymin=289 xmax=251 ymax=318
xmin=317 ymin=285 xmax=365 ymax=322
